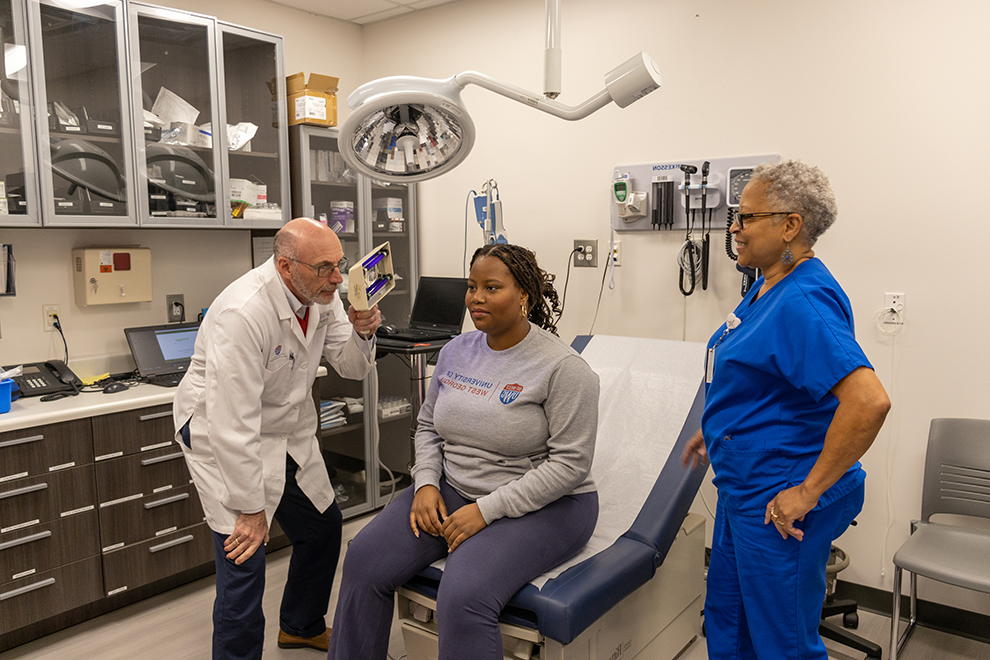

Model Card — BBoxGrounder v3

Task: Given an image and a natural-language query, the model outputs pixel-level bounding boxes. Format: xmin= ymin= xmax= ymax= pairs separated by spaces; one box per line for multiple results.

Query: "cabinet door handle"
xmin=0 ymin=530 xmax=52 ymax=552
xmin=138 ymin=411 xmax=173 ymax=422
xmin=149 ymin=534 xmax=194 ymax=553
xmin=0 ymin=482 xmax=49 ymax=500
xmin=0 ymin=577 xmax=56 ymax=601
xmin=0 ymin=434 xmax=44 ymax=449
xmin=140 ymin=451 xmax=184 ymax=466
xmin=144 ymin=492 xmax=190 ymax=509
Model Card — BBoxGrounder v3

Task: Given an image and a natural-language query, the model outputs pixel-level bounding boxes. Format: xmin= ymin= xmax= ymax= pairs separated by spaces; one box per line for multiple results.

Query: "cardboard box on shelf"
xmin=286 ymin=72 xmax=338 ymax=127
xmin=229 ymin=178 xmax=267 ymax=207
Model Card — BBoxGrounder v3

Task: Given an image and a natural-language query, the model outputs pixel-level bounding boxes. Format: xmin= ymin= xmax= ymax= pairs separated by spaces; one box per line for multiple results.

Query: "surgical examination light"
xmin=338 ymin=1 xmax=662 ymax=183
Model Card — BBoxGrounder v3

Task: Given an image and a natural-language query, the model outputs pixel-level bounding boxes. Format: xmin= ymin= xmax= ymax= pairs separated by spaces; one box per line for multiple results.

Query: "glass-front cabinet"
xmin=217 ymin=22 xmax=289 ymax=227
xmin=0 ymin=0 xmax=40 ymax=226
xmin=127 ymin=3 xmax=221 ymax=227
xmin=12 ymin=0 xmax=287 ymax=227
xmin=28 ymin=0 xmax=138 ymax=226
xmin=290 ymin=124 xmax=420 ymax=518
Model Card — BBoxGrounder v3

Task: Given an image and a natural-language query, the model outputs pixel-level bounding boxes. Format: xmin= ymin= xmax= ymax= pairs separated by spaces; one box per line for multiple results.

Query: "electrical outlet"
xmin=573 ymin=239 xmax=598 ymax=268
xmin=167 ymin=294 xmax=185 ymax=322
xmin=611 ymin=241 xmax=621 ymax=267
xmin=43 ymin=304 xmax=60 ymax=332
xmin=883 ymin=292 xmax=905 ymax=326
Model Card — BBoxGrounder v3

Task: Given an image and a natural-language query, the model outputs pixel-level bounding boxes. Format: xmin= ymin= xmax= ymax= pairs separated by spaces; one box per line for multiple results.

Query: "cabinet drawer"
xmin=0 ymin=420 xmax=93 ymax=483
xmin=92 ymin=404 xmax=175 ymax=460
xmin=102 ymin=522 xmax=214 ymax=596
xmin=0 ymin=510 xmax=100 ymax=582
xmin=0 ymin=556 xmax=103 ymax=631
xmin=0 ymin=466 xmax=97 ymax=533
xmin=96 ymin=446 xmax=190 ymax=506
xmin=99 ymin=485 xmax=205 ymax=552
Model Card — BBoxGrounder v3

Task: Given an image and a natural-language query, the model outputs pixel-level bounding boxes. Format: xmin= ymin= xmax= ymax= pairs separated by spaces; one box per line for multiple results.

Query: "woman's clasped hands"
xmin=410 ymin=485 xmax=488 ymax=552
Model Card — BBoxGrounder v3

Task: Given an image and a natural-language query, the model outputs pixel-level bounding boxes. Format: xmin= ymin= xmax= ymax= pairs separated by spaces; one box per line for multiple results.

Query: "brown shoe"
xmin=277 ymin=627 xmax=331 ymax=651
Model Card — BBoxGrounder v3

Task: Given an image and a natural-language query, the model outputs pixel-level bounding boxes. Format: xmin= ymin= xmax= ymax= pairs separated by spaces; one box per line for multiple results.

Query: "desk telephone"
xmin=2 ymin=360 xmax=82 ymax=397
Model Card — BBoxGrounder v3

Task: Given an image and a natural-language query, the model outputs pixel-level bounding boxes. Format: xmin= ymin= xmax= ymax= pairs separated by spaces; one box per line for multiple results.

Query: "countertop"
xmin=0 ymin=366 xmax=329 ymax=433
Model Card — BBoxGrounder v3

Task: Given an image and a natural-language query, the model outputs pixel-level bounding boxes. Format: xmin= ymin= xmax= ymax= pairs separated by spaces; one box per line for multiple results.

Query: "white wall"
xmin=359 ymin=0 xmax=990 ymax=614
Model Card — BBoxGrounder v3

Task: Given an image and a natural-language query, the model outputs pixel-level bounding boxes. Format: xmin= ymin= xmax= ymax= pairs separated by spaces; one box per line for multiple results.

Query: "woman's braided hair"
xmin=469 ymin=243 xmax=561 ymax=336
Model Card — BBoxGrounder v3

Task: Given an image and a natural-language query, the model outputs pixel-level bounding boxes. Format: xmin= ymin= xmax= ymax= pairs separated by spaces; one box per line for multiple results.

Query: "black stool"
xmin=820 ymin=544 xmax=882 ymax=658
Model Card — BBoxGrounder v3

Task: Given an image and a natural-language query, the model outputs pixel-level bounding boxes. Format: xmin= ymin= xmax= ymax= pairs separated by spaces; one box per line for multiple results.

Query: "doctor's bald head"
xmin=274 ymin=218 xmax=345 ymax=305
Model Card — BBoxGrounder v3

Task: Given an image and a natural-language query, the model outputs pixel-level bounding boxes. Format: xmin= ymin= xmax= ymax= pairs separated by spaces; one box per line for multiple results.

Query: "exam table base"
xmin=397 ymin=514 xmax=705 ymax=660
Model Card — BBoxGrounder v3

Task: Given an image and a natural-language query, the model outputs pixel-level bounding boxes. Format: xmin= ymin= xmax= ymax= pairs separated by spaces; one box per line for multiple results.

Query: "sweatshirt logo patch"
xmin=499 ymin=383 xmax=523 ymax=405
xmin=275 ymin=345 xmax=282 ymax=356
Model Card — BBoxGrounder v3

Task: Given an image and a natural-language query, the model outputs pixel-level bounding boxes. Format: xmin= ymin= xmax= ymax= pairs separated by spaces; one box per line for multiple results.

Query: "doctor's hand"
xmin=348 ymin=304 xmax=381 ymax=340
xmin=441 ymin=503 xmax=487 ymax=553
xmin=765 ymin=484 xmax=818 ymax=541
xmin=224 ymin=511 xmax=269 ymax=565
xmin=681 ymin=429 xmax=708 ymax=470
xmin=410 ymin=485 xmax=448 ymax=538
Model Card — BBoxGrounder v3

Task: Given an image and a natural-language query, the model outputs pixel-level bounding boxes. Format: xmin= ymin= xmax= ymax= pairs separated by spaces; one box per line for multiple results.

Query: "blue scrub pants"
xmin=704 ymin=483 xmax=864 ymax=660
xmin=327 ymin=478 xmax=598 ymax=660
xmin=211 ymin=455 xmax=342 ymax=660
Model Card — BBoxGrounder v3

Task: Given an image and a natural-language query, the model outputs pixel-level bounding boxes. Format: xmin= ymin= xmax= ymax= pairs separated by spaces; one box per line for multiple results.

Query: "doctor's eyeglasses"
xmin=286 ymin=256 xmax=349 ymax=278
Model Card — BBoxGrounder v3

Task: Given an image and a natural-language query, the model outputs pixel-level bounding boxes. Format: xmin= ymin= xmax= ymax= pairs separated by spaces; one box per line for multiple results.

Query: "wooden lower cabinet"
xmin=0 ymin=556 xmax=103 ymax=631
xmin=102 ymin=522 xmax=215 ymax=597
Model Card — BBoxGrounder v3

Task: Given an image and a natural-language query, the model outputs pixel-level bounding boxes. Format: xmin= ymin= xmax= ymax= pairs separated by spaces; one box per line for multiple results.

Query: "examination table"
xmin=397 ymin=336 xmax=708 ymax=660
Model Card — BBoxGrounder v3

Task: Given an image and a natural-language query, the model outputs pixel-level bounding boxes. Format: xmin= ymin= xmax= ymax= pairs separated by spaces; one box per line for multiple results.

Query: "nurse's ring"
xmin=770 ymin=507 xmax=780 ymax=520
xmin=774 ymin=519 xmax=784 ymax=526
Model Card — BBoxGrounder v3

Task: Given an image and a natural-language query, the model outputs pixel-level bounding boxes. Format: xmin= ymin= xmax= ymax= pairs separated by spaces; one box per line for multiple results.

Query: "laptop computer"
xmin=125 ymin=321 xmax=200 ymax=387
xmin=378 ymin=276 xmax=469 ymax=341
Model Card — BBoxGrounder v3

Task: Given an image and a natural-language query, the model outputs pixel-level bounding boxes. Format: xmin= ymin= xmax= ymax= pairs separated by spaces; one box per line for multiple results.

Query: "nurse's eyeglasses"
xmin=735 ymin=211 xmax=794 ymax=230
xmin=286 ymin=256 xmax=349 ymax=278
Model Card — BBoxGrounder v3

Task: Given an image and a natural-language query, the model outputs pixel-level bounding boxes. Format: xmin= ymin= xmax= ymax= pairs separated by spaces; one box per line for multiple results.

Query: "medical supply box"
xmin=286 ymin=72 xmax=338 ymax=127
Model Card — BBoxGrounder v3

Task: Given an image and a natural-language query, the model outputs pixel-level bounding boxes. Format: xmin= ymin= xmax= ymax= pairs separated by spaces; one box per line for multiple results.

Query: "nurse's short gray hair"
xmin=753 ymin=160 xmax=837 ymax=246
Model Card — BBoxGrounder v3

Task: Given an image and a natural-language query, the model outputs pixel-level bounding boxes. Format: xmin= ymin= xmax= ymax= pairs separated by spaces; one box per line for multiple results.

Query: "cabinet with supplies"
xmin=26 ymin=0 xmax=139 ymax=226
xmin=289 ymin=123 xmax=423 ymax=518
xmin=0 ymin=0 xmax=42 ymax=226
xmin=7 ymin=0 xmax=289 ymax=227
xmin=125 ymin=3 xmax=290 ymax=228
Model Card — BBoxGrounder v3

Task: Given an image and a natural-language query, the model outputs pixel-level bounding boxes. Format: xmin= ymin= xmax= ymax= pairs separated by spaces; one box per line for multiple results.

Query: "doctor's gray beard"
xmin=290 ymin=267 xmax=337 ymax=305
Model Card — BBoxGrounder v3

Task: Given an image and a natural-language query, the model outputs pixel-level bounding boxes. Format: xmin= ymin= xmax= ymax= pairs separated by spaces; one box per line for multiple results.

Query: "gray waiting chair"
xmin=889 ymin=418 xmax=990 ymax=660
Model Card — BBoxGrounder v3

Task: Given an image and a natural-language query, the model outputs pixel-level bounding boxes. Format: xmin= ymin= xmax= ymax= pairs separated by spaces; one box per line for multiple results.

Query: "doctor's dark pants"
xmin=211 ymin=455 xmax=342 ymax=660
xmin=704 ymin=483 xmax=864 ymax=660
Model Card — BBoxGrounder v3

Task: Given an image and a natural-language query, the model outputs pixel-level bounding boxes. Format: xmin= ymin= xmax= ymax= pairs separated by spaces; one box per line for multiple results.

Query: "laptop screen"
xmin=409 ymin=277 xmax=469 ymax=331
xmin=125 ymin=321 xmax=200 ymax=378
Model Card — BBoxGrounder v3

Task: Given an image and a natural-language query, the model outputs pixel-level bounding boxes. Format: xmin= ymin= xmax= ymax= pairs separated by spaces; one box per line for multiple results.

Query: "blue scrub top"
xmin=702 ymin=258 xmax=872 ymax=514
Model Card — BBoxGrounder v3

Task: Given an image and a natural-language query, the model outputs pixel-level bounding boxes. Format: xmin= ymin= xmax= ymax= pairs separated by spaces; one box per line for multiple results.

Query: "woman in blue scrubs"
xmin=682 ymin=160 xmax=890 ymax=660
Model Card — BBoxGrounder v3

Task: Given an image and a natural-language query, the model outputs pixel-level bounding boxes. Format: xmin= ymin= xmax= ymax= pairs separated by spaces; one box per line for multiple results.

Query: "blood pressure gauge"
xmin=727 ymin=167 xmax=754 ymax=208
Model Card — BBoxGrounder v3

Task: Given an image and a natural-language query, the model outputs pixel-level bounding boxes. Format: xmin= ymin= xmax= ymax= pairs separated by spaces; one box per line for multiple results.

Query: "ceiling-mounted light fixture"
xmin=338 ymin=1 xmax=662 ymax=183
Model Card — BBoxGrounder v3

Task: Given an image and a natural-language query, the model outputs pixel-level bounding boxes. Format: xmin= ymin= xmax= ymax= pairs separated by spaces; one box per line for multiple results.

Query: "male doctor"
xmin=173 ymin=217 xmax=380 ymax=660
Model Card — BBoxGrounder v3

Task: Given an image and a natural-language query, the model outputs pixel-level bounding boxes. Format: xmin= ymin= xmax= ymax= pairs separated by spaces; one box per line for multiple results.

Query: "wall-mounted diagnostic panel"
xmin=609 ymin=154 xmax=779 ymax=232
xmin=73 ymin=248 xmax=153 ymax=306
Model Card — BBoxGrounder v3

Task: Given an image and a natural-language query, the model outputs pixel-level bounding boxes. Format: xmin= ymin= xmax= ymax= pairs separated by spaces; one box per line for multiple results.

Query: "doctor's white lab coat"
xmin=172 ymin=257 xmax=375 ymax=534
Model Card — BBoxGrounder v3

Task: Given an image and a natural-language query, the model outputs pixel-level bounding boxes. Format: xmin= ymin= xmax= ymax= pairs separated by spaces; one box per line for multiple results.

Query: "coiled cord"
xmin=678 ymin=240 xmax=702 ymax=296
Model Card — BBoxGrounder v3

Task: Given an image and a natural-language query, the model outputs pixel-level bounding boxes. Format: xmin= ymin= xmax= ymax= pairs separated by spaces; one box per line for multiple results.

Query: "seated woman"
xmin=328 ymin=243 xmax=600 ymax=660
